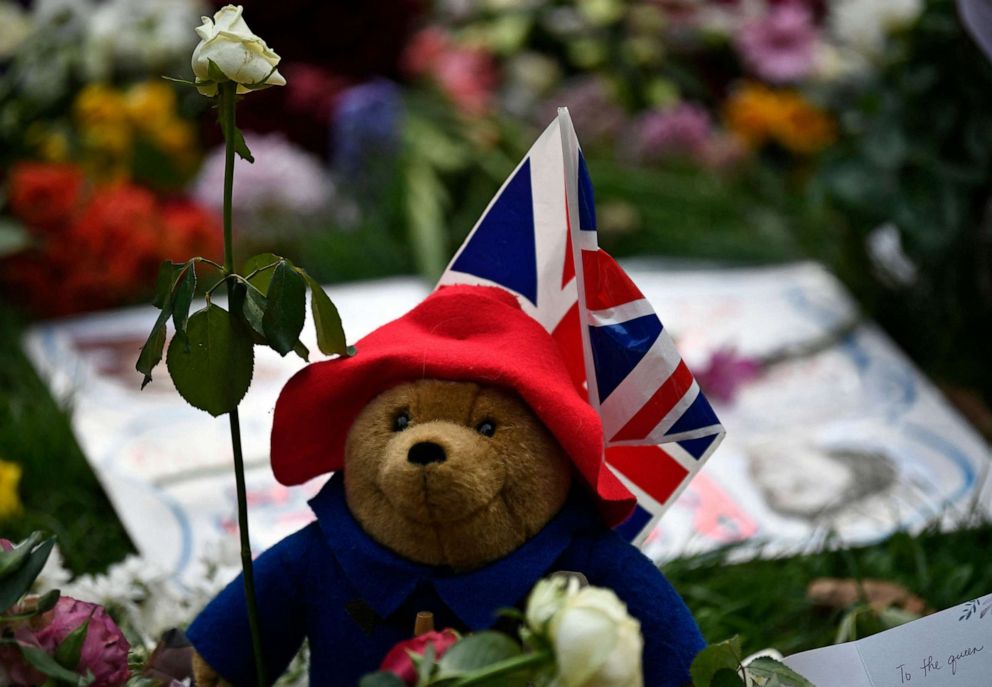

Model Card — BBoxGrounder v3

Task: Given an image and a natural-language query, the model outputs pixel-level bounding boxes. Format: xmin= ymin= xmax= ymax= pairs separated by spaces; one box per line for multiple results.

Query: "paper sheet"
xmin=784 ymin=594 xmax=992 ymax=687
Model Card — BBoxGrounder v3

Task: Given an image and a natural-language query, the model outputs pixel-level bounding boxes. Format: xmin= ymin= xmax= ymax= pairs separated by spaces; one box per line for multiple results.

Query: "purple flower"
xmin=735 ymin=2 xmax=819 ymax=84
xmin=696 ymin=348 xmax=762 ymax=403
xmin=332 ymin=79 xmax=403 ymax=186
xmin=192 ymin=132 xmax=332 ymax=230
xmin=625 ymin=103 xmax=713 ymax=162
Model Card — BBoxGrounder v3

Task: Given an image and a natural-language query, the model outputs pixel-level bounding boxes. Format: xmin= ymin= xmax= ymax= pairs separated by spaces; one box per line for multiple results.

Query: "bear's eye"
xmin=392 ymin=412 xmax=410 ymax=432
xmin=476 ymin=420 xmax=496 ymax=438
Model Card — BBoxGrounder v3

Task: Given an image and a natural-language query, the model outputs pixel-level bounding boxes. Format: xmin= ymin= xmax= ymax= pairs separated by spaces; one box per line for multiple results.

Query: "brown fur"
xmin=193 ymin=379 xmax=572 ymax=682
xmin=344 ymin=380 xmax=572 ymax=570
xmin=192 ymin=651 xmax=225 ymax=687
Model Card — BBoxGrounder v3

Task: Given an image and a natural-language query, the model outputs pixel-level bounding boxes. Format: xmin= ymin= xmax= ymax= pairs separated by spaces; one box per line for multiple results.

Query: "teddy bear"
xmin=187 ymin=285 xmax=705 ymax=687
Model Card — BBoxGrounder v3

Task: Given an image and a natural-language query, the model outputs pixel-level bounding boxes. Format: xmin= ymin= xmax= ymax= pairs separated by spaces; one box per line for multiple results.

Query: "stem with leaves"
xmin=219 ymin=81 xmax=266 ymax=687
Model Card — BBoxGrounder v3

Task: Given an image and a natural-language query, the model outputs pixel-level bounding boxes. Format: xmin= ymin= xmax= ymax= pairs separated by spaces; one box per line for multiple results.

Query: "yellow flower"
xmin=74 ymin=83 xmax=128 ymax=129
xmin=153 ymin=119 xmax=196 ymax=157
xmin=723 ymin=82 xmax=784 ymax=148
xmin=25 ymin=123 xmax=70 ymax=162
xmin=125 ymin=81 xmax=178 ymax=133
xmin=0 ymin=460 xmax=23 ymax=520
xmin=723 ymin=81 xmax=836 ymax=155
xmin=774 ymin=93 xmax=836 ymax=155
xmin=81 ymin=122 xmax=133 ymax=158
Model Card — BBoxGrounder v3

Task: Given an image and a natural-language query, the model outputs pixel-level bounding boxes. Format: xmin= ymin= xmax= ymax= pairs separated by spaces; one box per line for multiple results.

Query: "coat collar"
xmin=309 ymin=474 xmax=596 ymax=630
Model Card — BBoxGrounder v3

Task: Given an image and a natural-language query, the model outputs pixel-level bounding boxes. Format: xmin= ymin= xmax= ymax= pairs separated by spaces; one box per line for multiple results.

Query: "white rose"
xmin=191 ymin=4 xmax=285 ymax=97
xmin=526 ymin=575 xmax=580 ymax=632
xmin=548 ymin=586 xmax=644 ymax=687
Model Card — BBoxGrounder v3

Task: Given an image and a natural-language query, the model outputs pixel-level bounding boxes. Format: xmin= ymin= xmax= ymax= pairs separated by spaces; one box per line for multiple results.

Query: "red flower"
xmin=379 ymin=629 xmax=459 ymax=686
xmin=402 ymin=28 xmax=498 ymax=115
xmin=160 ymin=199 xmax=223 ymax=263
xmin=8 ymin=162 xmax=86 ymax=234
xmin=1 ymin=181 xmax=222 ymax=317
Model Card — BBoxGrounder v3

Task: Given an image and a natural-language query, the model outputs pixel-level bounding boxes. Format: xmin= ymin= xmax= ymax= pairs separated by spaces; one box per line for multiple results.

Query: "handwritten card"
xmin=783 ymin=594 xmax=991 ymax=686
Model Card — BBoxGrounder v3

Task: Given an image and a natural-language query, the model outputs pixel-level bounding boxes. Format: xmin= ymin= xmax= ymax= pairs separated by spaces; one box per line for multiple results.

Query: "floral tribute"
xmin=360 ymin=576 xmax=645 ymax=687
xmin=0 ymin=534 xmax=130 ymax=687
xmin=1 ymin=162 xmax=220 ymax=317
xmin=361 ymin=576 xmax=813 ymax=687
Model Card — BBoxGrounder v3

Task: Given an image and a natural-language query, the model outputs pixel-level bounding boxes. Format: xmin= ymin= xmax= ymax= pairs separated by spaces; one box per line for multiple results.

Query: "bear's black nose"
xmin=407 ymin=441 xmax=447 ymax=465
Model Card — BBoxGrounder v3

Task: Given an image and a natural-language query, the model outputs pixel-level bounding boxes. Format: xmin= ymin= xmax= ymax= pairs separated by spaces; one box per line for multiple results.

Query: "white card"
xmin=784 ymin=594 xmax=992 ymax=686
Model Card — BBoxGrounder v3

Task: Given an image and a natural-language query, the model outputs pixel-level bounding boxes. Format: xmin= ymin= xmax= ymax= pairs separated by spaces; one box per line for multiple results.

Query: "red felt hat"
xmin=270 ymin=285 xmax=636 ymax=527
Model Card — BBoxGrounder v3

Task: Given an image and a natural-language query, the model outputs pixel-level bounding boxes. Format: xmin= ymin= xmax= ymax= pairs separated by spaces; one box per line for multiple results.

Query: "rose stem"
xmin=220 ymin=80 xmax=267 ymax=687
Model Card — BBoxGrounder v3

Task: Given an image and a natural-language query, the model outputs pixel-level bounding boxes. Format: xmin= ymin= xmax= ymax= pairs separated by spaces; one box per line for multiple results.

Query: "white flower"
xmin=0 ymin=2 xmax=32 ymax=59
xmin=84 ymin=0 xmax=206 ymax=80
xmin=526 ymin=576 xmax=579 ymax=632
xmin=829 ymin=0 xmax=922 ymax=58
xmin=191 ymin=4 xmax=286 ymax=97
xmin=526 ymin=577 xmax=644 ymax=687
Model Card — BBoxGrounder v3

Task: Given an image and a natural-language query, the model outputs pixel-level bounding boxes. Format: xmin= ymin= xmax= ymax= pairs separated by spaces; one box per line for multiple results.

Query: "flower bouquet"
xmin=360 ymin=575 xmax=813 ymax=687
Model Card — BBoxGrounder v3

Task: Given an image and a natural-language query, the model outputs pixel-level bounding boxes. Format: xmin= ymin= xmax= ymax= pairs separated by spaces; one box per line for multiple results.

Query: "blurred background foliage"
xmin=1 ymin=0 xmax=991 ymax=655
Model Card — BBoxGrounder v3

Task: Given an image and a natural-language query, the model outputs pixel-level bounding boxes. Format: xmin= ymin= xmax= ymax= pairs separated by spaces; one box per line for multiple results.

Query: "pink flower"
xmin=627 ymin=103 xmax=713 ymax=161
xmin=696 ymin=348 xmax=762 ymax=403
xmin=379 ymin=629 xmax=459 ymax=686
xmin=0 ymin=597 xmax=130 ymax=687
xmin=735 ymin=2 xmax=818 ymax=83
xmin=403 ymin=28 xmax=498 ymax=115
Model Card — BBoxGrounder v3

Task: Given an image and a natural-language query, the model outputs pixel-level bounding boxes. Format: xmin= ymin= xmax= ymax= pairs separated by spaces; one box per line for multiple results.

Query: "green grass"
xmin=0 ymin=302 xmax=134 ymax=574
xmin=664 ymin=523 xmax=992 ymax=656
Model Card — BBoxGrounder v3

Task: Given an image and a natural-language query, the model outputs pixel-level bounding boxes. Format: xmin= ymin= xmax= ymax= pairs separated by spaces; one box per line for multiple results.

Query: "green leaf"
xmin=437 ymin=632 xmax=521 ymax=679
xmin=0 ymin=218 xmax=31 ymax=258
xmin=170 ymin=265 xmax=197 ymax=335
xmin=301 ymin=272 xmax=348 ymax=356
xmin=0 ymin=589 xmax=59 ymax=622
xmin=213 ymin=77 xmax=255 ymax=162
xmin=745 ymin=658 xmax=814 ymax=687
xmin=231 ymin=124 xmax=254 ymax=163
xmin=16 ymin=642 xmax=91 ymax=685
xmin=139 ymin=261 xmax=188 ymax=389
xmin=357 ymin=673 xmax=406 ymax=687
xmin=0 ymin=532 xmax=42 ymax=576
xmin=417 ymin=643 xmax=436 ymax=684
xmin=206 ymin=59 xmax=227 ymax=83
xmin=34 ymin=588 xmax=60 ymax=614
xmin=160 ymin=75 xmax=197 ymax=87
xmin=293 ymin=340 xmax=310 ymax=363
xmin=690 ymin=637 xmax=742 ymax=687
xmin=262 ymin=261 xmax=306 ymax=356
xmin=54 ymin=618 xmax=90 ymax=671
xmin=711 ymin=668 xmax=744 ymax=687
xmin=0 ymin=537 xmax=55 ymax=612
xmin=136 ymin=308 xmax=171 ymax=390
xmin=166 ymin=304 xmax=254 ymax=416
xmin=239 ymin=283 xmax=267 ymax=338
xmin=243 ymin=253 xmax=282 ymax=295
xmin=151 ymin=261 xmax=183 ymax=310
xmin=241 ymin=64 xmax=282 ymax=91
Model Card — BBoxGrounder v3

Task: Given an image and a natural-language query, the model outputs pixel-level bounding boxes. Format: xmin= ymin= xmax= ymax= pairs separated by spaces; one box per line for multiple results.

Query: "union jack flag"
xmin=437 ymin=109 xmax=725 ymax=542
